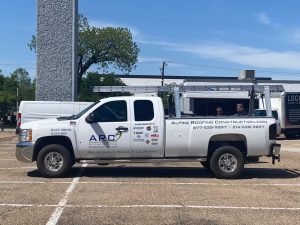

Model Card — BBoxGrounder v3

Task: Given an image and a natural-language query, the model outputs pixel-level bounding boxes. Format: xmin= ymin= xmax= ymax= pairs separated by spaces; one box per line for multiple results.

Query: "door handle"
xmin=115 ymin=126 xmax=128 ymax=132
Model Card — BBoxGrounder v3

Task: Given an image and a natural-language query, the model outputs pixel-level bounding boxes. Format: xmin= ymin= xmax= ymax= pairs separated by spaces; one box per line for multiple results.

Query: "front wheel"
xmin=209 ymin=146 xmax=244 ymax=179
xmin=37 ymin=144 xmax=73 ymax=178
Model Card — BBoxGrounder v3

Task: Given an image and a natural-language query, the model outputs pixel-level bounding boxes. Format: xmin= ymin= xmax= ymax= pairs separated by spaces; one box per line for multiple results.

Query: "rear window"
xmin=253 ymin=110 xmax=267 ymax=117
xmin=134 ymin=100 xmax=154 ymax=121
xmin=253 ymin=110 xmax=278 ymax=119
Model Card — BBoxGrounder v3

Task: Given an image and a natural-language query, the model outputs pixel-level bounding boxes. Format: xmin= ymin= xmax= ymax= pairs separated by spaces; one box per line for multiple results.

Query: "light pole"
xmin=160 ymin=61 xmax=167 ymax=86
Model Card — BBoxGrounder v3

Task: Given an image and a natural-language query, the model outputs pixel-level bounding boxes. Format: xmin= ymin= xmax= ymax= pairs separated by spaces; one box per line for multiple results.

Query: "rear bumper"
xmin=16 ymin=142 xmax=35 ymax=163
xmin=269 ymin=143 xmax=281 ymax=164
xmin=269 ymin=143 xmax=281 ymax=156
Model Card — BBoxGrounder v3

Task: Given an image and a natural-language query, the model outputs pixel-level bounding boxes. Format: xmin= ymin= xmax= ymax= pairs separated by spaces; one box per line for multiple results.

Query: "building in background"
xmin=115 ymin=71 xmax=300 ymax=114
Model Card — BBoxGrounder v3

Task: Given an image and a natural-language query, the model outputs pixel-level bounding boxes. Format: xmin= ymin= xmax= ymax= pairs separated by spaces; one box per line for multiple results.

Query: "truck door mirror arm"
xmin=85 ymin=113 xmax=95 ymax=124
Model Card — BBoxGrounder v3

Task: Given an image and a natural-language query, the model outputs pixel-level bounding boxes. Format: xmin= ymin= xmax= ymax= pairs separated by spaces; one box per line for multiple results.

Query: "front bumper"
xmin=16 ymin=127 xmax=20 ymax=135
xmin=16 ymin=142 xmax=35 ymax=163
xmin=269 ymin=143 xmax=281 ymax=164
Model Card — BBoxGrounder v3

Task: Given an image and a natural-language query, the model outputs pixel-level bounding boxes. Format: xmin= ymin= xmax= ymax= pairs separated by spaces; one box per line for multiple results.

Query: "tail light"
xmin=269 ymin=123 xmax=277 ymax=140
xmin=17 ymin=113 xmax=21 ymax=127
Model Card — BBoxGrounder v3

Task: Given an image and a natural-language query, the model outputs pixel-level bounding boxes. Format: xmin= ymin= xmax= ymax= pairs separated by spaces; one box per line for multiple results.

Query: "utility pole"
xmin=16 ymin=87 xmax=19 ymax=111
xmin=160 ymin=61 xmax=167 ymax=86
xmin=16 ymin=73 xmax=19 ymax=112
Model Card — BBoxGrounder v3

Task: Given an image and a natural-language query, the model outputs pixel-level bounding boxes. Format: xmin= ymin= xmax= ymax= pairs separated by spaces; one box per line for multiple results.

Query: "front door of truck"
xmin=77 ymin=99 xmax=131 ymax=159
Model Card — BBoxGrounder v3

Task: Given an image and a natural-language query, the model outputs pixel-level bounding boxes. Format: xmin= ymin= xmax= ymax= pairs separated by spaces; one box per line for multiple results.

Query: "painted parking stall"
xmin=0 ymin=131 xmax=300 ymax=224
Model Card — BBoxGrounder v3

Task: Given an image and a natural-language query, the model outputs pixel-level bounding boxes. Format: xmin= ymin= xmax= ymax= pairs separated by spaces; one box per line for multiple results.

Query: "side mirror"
xmin=85 ymin=113 xmax=95 ymax=124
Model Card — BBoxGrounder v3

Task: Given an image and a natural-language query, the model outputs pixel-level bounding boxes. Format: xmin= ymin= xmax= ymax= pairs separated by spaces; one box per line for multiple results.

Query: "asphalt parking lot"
xmin=0 ymin=129 xmax=299 ymax=225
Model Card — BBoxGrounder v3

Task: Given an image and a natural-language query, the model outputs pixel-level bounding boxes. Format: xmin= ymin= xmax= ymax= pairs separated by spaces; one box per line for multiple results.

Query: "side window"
xmin=134 ymin=100 xmax=154 ymax=121
xmin=92 ymin=100 xmax=127 ymax=122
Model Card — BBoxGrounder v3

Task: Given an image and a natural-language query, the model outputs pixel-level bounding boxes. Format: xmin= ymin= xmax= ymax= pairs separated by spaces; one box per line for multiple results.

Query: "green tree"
xmin=78 ymin=72 xmax=129 ymax=102
xmin=10 ymin=68 xmax=35 ymax=102
xmin=0 ymin=68 xmax=35 ymax=118
xmin=0 ymin=70 xmax=16 ymax=117
xmin=0 ymin=69 xmax=4 ymax=87
xmin=29 ymin=14 xmax=140 ymax=85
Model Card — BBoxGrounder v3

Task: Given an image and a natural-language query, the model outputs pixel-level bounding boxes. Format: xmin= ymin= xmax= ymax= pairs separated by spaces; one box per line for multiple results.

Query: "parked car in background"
xmin=16 ymin=101 xmax=93 ymax=134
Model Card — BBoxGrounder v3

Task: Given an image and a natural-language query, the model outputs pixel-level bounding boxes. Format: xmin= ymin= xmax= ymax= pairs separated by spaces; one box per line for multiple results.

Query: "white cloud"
xmin=288 ymin=29 xmax=300 ymax=44
xmin=141 ymin=39 xmax=300 ymax=71
xmin=257 ymin=12 xmax=271 ymax=25
xmin=138 ymin=56 xmax=163 ymax=63
xmin=182 ymin=43 xmax=300 ymax=70
xmin=137 ymin=57 xmax=186 ymax=71
xmin=166 ymin=62 xmax=186 ymax=68
xmin=89 ymin=20 xmax=140 ymax=38
xmin=138 ymin=57 xmax=186 ymax=68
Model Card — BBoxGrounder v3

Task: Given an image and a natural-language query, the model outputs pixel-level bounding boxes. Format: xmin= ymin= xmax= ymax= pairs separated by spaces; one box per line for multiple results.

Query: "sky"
xmin=1 ymin=0 xmax=300 ymax=80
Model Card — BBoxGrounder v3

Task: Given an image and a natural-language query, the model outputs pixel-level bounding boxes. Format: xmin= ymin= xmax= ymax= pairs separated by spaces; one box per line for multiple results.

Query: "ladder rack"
xmin=91 ymin=84 xmax=284 ymax=118
xmin=91 ymin=84 xmax=284 ymax=93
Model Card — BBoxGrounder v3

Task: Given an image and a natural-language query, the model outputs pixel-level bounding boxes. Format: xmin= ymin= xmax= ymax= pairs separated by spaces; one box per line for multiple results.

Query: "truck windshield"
xmin=57 ymin=101 xmax=99 ymax=120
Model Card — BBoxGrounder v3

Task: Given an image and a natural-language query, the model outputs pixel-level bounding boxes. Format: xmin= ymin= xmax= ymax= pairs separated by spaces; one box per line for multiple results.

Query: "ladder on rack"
xmin=91 ymin=84 xmax=285 ymax=118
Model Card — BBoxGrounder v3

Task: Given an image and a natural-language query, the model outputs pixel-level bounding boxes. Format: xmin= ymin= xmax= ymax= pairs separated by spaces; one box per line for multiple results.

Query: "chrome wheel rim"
xmin=218 ymin=153 xmax=237 ymax=173
xmin=44 ymin=152 xmax=64 ymax=172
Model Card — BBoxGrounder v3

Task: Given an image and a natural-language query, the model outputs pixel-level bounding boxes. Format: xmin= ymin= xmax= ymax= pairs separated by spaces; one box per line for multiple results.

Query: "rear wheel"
xmin=37 ymin=144 xmax=73 ymax=178
xmin=209 ymin=146 xmax=244 ymax=179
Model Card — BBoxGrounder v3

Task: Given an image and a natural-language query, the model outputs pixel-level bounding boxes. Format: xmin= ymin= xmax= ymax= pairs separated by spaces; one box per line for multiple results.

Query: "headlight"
xmin=19 ymin=129 xmax=32 ymax=142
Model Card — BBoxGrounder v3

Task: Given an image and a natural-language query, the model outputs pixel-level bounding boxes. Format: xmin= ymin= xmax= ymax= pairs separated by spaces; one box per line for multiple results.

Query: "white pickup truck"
xmin=16 ymin=96 xmax=281 ymax=179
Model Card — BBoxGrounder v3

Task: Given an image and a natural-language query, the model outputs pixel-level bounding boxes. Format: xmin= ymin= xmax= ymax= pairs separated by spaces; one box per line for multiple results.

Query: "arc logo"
xmin=89 ymin=135 xmax=115 ymax=142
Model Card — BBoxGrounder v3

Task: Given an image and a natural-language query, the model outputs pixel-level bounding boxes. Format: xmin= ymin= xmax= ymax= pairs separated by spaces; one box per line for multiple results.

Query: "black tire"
xmin=36 ymin=144 xmax=73 ymax=178
xmin=209 ymin=146 xmax=244 ymax=179
xmin=200 ymin=161 xmax=210 ymax=169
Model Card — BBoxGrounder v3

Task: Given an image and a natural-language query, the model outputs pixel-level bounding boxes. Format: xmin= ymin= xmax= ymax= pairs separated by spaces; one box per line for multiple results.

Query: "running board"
xmin=79 ymin=158 xmax=207 ymax=164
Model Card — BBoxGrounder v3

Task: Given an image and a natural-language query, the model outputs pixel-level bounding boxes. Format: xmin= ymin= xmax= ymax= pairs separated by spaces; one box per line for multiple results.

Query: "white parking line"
xmin=0 ymin=180 xmax=299 ymax=187
xmin=0 ymin=203 xmax=56 ymax=207
xmin=0 ymin=203 xmax=299 ymax=211
xmin=284 ymin=170 xmax=299 ymax=176
xmin=46 ymin=164 xmax=87 ymax=225
xmin=72 ymin=181 xmax=300 ymax=187
xmin=0 ymin=159 xmax=16 ymax=161
xmin=0 ymin=167 xmax=36 ymax=170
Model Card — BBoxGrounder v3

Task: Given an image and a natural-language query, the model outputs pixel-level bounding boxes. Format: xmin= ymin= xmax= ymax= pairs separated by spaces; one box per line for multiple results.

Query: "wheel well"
xmin=33 ymin=136 xmax=75 ymax=161
xmin=207 ymin=134 xmax=247 ymax=159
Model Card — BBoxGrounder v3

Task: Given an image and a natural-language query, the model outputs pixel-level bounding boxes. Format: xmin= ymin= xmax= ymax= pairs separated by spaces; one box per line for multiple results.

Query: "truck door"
xmin=130 ymin=98 xmax=164 ymax=158
xmin=77 ymin=99 xmax=131 ymax=159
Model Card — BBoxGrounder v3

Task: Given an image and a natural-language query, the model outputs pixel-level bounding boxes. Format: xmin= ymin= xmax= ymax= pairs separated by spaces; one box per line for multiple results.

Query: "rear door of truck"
xmin=130 ymin=97 xmax=165 ymax=158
